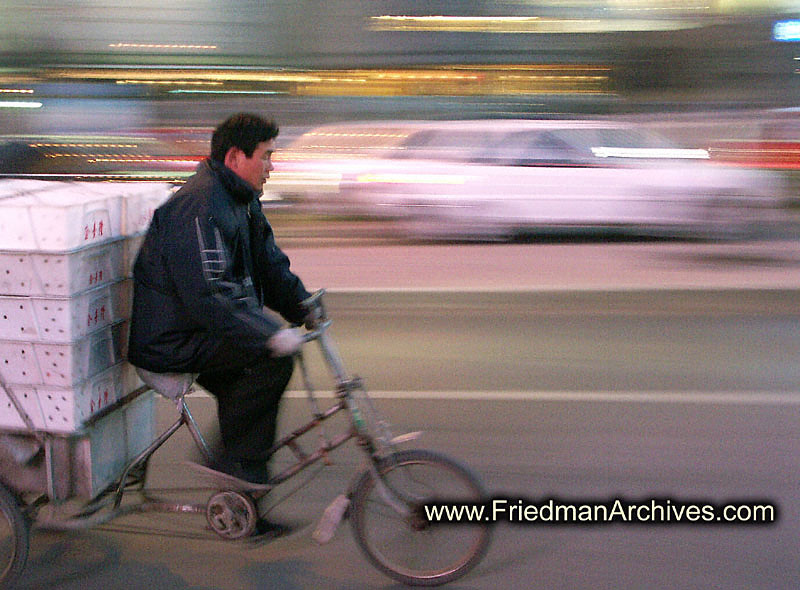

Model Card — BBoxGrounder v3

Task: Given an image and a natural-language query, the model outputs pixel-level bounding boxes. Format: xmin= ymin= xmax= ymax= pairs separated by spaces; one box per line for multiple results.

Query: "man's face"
xmin=226 ymin=139 xmax=276 ymax=191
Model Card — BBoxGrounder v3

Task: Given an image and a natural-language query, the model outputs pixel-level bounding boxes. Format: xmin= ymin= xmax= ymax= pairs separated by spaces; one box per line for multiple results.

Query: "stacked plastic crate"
xmin=0 ymin=181 xmax=171 ymax=433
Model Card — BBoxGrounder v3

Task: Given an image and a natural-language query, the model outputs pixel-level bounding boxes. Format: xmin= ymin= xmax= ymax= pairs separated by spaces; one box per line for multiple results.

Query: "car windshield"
xmin=283 ymin=122 xmax=698 ymax=167
xmin=394 ymin=130 xmax=495 ymax=162
xmin=388 ymin=125 xmax=685 ymax=165
xmin=486 ymin=127 xmax=688 ymax=165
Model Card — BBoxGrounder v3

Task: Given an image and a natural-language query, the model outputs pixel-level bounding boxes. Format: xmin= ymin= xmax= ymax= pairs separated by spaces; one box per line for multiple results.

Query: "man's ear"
xmin=224 ymin=146 xmax=242 ymax=170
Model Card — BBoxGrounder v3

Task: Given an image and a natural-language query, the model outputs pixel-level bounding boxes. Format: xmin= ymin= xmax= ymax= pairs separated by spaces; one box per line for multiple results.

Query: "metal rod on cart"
xmin=180 ymin=400 xmax=213 ymax=464
xmin=112 ymin=397 xmax=212 ymax=509
xmin=113 ymin=414 xmax=185 ymax=509
xmin=36 ymin=498 xmax=206 ymax=532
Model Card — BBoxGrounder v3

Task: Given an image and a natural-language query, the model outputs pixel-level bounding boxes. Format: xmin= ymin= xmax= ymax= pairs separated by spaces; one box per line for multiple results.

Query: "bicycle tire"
xmin=0 ymin=483 xmax=29 ymax=589
xmin=349 ymin=449 xmax=491 ymax=587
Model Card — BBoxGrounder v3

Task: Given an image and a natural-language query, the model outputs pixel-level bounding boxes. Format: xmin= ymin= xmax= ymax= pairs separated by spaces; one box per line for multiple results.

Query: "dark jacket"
xmin=128 ymin=159 xmax=310 ymax=373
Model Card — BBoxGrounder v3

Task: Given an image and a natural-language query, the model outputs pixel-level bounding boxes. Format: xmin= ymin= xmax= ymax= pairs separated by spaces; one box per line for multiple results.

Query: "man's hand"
xmin=267 ymin=328 xmax=304 ymax=356
xmin=304 ymin=305 xmax=323 ymax=330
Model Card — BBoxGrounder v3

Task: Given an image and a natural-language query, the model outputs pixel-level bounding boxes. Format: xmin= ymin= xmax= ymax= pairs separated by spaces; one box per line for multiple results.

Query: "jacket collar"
xmin=206 ymin=158 xmax=261 ymax=205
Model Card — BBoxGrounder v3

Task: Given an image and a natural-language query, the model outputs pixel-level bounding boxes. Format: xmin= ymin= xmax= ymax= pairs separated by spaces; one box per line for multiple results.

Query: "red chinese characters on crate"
xmin=87 ymin=305 xmax=107 ymax=329
xmin=84 ymin=220 xmax=105 ymax=242
xmin=88 ymin=270 xmax=103 ymax=286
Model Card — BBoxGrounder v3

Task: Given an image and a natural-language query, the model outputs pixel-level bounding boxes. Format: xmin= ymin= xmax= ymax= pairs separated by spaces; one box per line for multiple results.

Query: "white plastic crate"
xmin=123 ymin=233 xmax=145 ymax=276
xmin=0 ymin=321 xmax=128 ymax=387
xmin=0 ymin=388 xmax=157 ymax=499
xmin=86 ymin=182 xmax=172 ymax=235
xmin=0 ymin=180 xmax=56 ymax=198
xmin=0 ymin=237 xmax=127 ymax=296
xmin=0 ymin=279 xmax=132 ymax=342
xmin=122 ymin=183 xmax=172 ymax=235
xmin=0 ymin=362 xmax=142 ymax=433
xmin=0 ymin=185 xmax=123 ymax=250
xmin=0 ymin=386 xmax=43 ymax=432
xmin=0 ymin=181 xmax=170 ymax=250
xmin=72 ymin=388 xmax=156 ymax=498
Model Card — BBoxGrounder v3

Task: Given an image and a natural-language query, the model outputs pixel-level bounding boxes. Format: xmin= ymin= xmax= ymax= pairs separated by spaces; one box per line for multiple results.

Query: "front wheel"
xmin=349 ymin=449 xmax=491 ymax=586
xmin=0 ymin=483 xmax=29 ymax=588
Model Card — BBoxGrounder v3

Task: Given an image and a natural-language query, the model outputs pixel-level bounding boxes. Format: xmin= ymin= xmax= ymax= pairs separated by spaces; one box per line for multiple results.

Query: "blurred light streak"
xmin=306 ymin=132 xmax=410 ymax=138
xmin=773 ymin=20 xmax=800 ymax=41
xmin=167 ymin=90 xmax=285 ymax=94
xmin=30 ymin=142 xmax=138 ymax=147
xmin=51 ymin=65 xmax=611 ymax=96
xmin=87 ymin=157 xmax=201 ymax=164
xmin=0 ymin=102 xmax=42 ymax=108
xmin=367 ymin=15 xmax=704 ymax=33
xmin=275 ymin=151 xmax=402 ymax=162
xmin=511 ymin=0 xmax=710 ymax=10
xmin=266 ymin=171 xmax=343 ymax=188
xmin=115 ymin=80 xmax=223 ymax=86
xmin=709 ymin=141 xmax=800 ymax=169
xmin=0 ymin=173 xmax=192 ymax=182
xmin=591 ymin=147 xmax=710 ymax=158
xmin=109 ymin=43 xmax=217 ymax=50
xmin=356 ymin=173 xmax=467 ymax=184
xmin=0 ymin=89 xmax=34 ymax=94
xmin=604 ymin=1 xmax=711 ymax=12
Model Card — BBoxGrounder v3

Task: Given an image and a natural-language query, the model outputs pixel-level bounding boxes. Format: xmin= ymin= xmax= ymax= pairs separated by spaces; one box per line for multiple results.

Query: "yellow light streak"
xmin=367 ymin=15 xmax=704 ymax=33
xmin=31 ymin=143 xmax=138 ymax=148
xmin=50 ymin=64 xmax=611 ymax=96
xmin=109 ymin=43 xmax=217 ymax=50
xmin=116 ymin=80 xmax=224 ymax=86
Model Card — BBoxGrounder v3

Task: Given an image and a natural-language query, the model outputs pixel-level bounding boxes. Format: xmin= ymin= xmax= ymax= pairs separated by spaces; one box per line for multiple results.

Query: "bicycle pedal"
xmin=313 ymin=494 xmax=350 ymax=545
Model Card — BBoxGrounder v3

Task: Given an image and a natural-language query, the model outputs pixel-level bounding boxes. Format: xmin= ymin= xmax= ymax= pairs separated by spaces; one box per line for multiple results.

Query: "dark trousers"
xmin=196 ymin=342 xmax=294 ymax=463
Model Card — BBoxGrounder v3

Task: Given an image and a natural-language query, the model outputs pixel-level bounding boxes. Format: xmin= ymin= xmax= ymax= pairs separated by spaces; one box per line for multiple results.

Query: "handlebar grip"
xmin=300 ymin=289 xmax=326 ymax=312
xmin=301 ymin=320 xmax=332 ymax=343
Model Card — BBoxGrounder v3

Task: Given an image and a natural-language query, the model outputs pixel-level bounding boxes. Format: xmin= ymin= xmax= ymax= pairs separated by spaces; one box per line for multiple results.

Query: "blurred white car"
xmin=268 ymin=119 xmax=786 ymax=240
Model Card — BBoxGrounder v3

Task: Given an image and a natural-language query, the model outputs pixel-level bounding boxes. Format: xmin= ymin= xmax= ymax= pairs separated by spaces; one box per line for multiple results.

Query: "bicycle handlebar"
xmin=302 ymin=319 xmax=332 ymax=343
xmin=297 ymin=289 xmax=331 ymax=343
xmin=300 ymin=289 xmax=327 ymax=317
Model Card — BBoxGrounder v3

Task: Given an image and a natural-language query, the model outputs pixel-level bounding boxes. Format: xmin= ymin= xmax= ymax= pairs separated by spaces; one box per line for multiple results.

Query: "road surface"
xmin=16 ymin=240 xmax=800 ymax=590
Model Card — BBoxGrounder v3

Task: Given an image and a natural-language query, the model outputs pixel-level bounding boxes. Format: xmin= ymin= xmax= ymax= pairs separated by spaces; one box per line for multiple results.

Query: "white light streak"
xmin=0 ymin=101 xmax=42 ymax=109
xmin=592 ymin=146 xmax=710 ymax=159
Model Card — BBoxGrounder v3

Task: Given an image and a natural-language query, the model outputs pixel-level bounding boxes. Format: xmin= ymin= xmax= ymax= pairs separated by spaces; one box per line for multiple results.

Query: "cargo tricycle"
xmin=0 ymin=290 xmax=491 ymax=587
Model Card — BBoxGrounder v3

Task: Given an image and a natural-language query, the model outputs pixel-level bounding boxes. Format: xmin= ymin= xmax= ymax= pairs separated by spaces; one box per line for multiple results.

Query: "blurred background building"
xmin=1 ymin=0 xmax=800 ymax=229
xmin=1 ymin=0 xmax=799 ymax=134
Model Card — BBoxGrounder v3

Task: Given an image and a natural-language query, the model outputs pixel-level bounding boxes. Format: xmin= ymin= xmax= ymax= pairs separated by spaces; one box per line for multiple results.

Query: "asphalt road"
xmin=288 ymin=289 xmax=800 ymax=394
xmin=15 ymin=240 xmax=800 ymax=590
xmin=19 ymin=393 xmax=800 ymax=590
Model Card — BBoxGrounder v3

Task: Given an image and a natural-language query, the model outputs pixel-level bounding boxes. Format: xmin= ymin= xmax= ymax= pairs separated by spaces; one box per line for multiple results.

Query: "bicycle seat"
xmin=135 ymin=368 xmax=195 ymax=402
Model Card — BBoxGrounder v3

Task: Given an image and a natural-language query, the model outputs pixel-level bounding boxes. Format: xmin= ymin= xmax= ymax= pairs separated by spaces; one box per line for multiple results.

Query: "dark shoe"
xmin=245 ymin=518 xmax=303 ymax=545
xmin=256 ymin=518 xmax=294 ymax=537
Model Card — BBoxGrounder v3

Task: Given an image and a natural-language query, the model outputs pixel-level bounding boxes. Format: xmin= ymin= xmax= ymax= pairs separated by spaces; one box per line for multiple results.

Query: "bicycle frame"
xmin=6 ymin=289 xmax=489 ymax=589
xmin=100 ymin=290 xmax=404 ymax=509
xmin=26 ymin=288 xmax=416 ymax=538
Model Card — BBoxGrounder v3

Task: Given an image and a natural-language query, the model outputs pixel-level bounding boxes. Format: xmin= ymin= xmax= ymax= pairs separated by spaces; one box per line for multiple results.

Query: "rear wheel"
xmin=0 ymin=483 xmax=29 ymax=588
xmin=349 ymin=449 xmax=491 ymax=586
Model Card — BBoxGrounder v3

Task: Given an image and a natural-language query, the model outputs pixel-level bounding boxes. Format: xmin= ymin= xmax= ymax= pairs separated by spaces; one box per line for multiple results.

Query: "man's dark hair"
xmin=210 ymin=113 xmax=279 ymax=161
